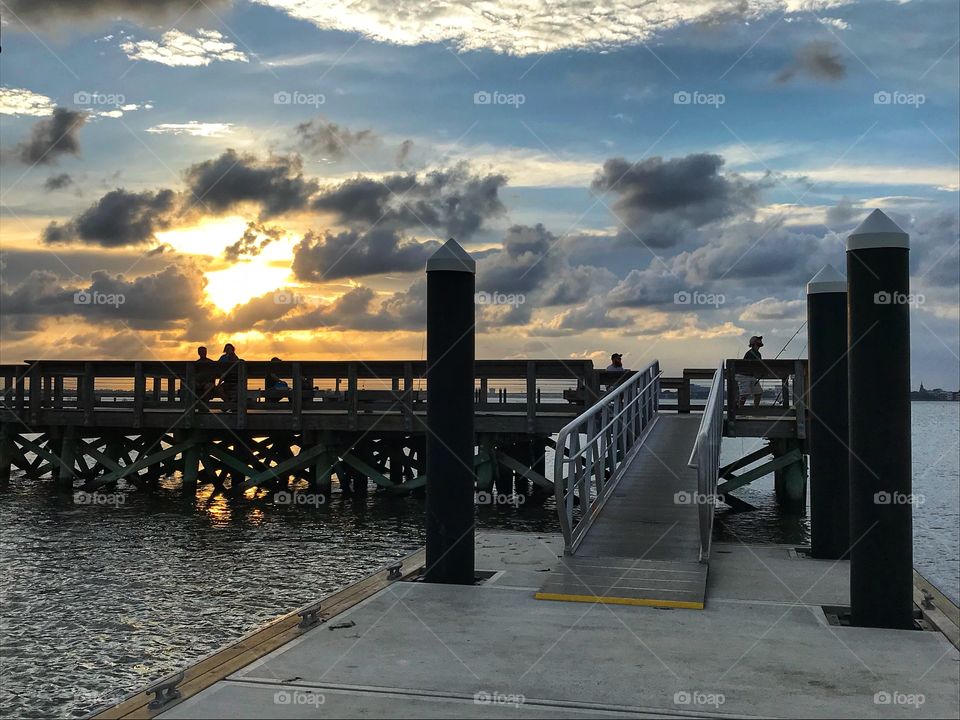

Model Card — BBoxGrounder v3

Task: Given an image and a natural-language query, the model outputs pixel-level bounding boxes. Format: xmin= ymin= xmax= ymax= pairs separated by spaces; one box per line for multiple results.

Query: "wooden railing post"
xmin=133 ymin=362 xmax=145 ymax=427
xmin=402 ymin=361 xmax=413 ymax=432
xmin=526 ymin=360 xmax=536 ymax=433
xmin=236 ymin=362 xmax=247 ymax=428
xmin=348 ymin=363 xmax=358 ymax=431
xmin=291 ymin=362 xmax=303 ymax=431
xmin=81 ymin=363 xmax=95 ymax=423
xmin=28 ymin=363 xmax=41 ymax=425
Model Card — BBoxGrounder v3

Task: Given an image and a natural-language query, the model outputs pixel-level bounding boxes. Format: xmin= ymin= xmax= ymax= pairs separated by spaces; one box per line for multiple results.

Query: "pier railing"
xmin=553 ymin=360 xmax=660 ymax=554
xmin=688 ymin=362 xmax=725 ymax=562
xmin=724 ymin=358 xmax=808 ymax=440
xmin=0 ymin=359 xmax=595 ymax=433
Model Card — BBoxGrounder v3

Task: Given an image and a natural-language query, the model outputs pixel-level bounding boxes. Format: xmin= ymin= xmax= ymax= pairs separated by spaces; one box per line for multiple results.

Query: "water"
xmin=1 ymin=403 xmax=957 ymax=718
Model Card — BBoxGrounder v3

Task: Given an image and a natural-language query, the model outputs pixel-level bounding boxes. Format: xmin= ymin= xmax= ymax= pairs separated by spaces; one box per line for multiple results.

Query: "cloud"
xmin=182 ymin=149 xmax=319 ymax=218
xmin=591 ymin=154 xmax=769 ymax=247
xmin=43 ymin=188 xmax=178 ymax=247
xmin=396 ymin=139 xmax=414 ymax=168
xmin=120 ymin=29 xmax=249 ymax=66
xmin=223 ymin=221 xmax=285 ymax=261
xmin=248 ymin=0 xmax=852 ymax=56
xmin=0 ymin=264 xmax=207 ymax=330
xmin=775 ymin=40 xmax=846 ymax=83
xmin=274 ymin=280 xmax=427 ymax=333
xmin=14 ymin=107 xmax=88 ymax=165
xmin=2 ymin=1 xmax=232 ymax=26
xmin=146 ymin=122 xmax=234 ymax=137
xmin=43 ymin=173 xmax=73 ymax=190
xmin=739 ymin=297 xmax=806 ymax=322
xmin=292 ymin=227 xmax=440 ymax=281
xmin=0 ymin=87 xmax=55 ymax=116
xmin=294 ymin=118 xmax=377 ymax=160
xmin=312 ymin=162 xmax=507 ymax=238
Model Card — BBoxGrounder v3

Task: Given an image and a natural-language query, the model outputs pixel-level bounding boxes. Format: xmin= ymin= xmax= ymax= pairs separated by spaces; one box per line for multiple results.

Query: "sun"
xmin=155 ymin=216 xmax=298 ymax=312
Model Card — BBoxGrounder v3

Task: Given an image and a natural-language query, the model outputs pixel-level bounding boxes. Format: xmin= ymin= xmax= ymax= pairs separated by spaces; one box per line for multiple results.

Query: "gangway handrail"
xmin=553 ymin=360 xmax=661 ymax=554
xmin=687 ymin=362 xmax=724 ymax=562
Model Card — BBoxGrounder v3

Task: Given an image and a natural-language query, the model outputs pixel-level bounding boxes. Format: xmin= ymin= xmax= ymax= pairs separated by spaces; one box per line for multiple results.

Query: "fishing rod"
xmin=772 ymin=320 xmax=807 ymax=405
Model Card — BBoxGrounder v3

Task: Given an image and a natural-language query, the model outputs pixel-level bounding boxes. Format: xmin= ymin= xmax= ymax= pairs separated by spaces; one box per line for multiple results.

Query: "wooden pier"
xmin=0 ymin=357 xmax=808 ymax=510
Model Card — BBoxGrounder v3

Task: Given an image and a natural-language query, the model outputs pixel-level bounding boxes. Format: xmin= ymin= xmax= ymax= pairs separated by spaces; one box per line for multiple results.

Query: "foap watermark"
xmin=273 ymin=690 xmax=325 ymax=707
xmin=674 ymin=491 xmax=718 ymax=506
xmin=673 ymin=90 xmax=725 ymax=108
xmin=874 ymin=291 xmax=924 ymax=307
xmin=74 ymin=90 xmax=126 ymax=107
xmin=674 ymin=690 xmax=725 ymax=708
xmin=874 ymin=491 xmax=924 ymax=506
xmin=874 ymin=690 xmax=925 ymax=708
xmin=476 ymin=490 xmax=526 ymax=507
xmin=473 ymin=691 xmax=525 ymax=708
xmin=473 ymin=90 xmax=525 ymax=108
xmin=274 ymin=491 xmax=327 ymax=507
xmin=674 ymin=290 xmax=725 ymax=308
xmin=475 ymin=291 xmax=525 ymax=308
xmin=74 ymin=490 xmax=126 ymax=507
xmin=74 ymin=290 xmax=125 ymax=308
xmin=273 ymin=291 xmax=318 ymax=306
xmin=274 ymin=90 xmax=325 ymax=107
xmin=874 ymin=91 xmax=925 ymax=108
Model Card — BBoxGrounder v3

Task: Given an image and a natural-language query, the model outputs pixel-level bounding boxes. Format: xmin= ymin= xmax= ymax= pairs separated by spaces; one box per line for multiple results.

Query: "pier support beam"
xmin=806 ymin=265 xmax=850 ymax=559
xmin=424 ymin=239 xmax=476 ymax=585
xmin=847 ymin=209 xmax=913 ymax=629
xmin=0 ymin=425 xmax=12 ymax=486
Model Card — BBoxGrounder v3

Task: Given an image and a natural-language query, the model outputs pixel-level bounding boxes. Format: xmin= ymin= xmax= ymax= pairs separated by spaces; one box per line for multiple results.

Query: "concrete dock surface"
xmin=156 ymin=532 xmax=959 ymax=719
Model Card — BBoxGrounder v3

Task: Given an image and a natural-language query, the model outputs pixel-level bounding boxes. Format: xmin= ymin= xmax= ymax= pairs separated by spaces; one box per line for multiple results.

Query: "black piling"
xmin=806 ymin=265 xmax=850 ymax=559
xmin=846 ymin=209 xmax=913 ymax=629
xmin=424 ymin=239 xmax=476 ymax=584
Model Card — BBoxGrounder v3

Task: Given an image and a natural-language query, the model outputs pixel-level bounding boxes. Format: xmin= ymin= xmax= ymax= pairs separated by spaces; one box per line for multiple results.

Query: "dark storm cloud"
xmin=291 ymin=228 xmax=440 ymax=281
xmin=0 ymin=264 xmax=206 ymax=330
xmin=590 ymin=154 xmax=768 ymax=247
xmin=775 ymin=41 xmax=846 ymax=83
xmin=312 ymin=162 xmax=507 ymax=239
xmin=2 ymin=0 xmax=232 ymax=26
xmin=295 ymin=118 xmax=377 ymax=160
xmin=224 ymin=221 xmax=285 ymax=262
xmin=182 ymin=150 xmax=319 ymax=219
xmin=44 ymin=173 xmax=74 ymax=191
xmin=275 ymin=280 xmax=426 ymax=333
xmin=16 ymin=108 xmax=88 ymax=165
xmin=42 ymin=188 xmax=177 ymax=247
xmin=825 ymin=196 xmax=861 ymax=227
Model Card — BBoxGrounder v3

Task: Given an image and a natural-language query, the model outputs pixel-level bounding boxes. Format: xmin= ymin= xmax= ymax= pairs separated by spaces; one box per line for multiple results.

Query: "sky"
xmin=1 ymin=0 xmax=958 ymax=388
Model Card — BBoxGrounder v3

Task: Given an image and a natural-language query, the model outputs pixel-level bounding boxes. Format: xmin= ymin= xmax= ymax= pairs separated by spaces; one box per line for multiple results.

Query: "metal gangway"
xmin=536 ymin=360 xmax=724 ymax=609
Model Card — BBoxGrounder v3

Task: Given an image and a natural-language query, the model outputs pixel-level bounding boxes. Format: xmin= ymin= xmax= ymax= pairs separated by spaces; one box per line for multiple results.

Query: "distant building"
xmin=911 ymin=382 xmax=960 ymax=401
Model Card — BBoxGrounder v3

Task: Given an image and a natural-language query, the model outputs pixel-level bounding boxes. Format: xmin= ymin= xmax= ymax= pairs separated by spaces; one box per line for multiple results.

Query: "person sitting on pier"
xmin=217 ymin=343 xmax=244 ymax=411
xmin=266 ymin=357 xmax=289 ymax=391
xmin=194 ymin=346 xmax=219 ymax=409
xmin=737 ymin=335 xmax=764 ymax=408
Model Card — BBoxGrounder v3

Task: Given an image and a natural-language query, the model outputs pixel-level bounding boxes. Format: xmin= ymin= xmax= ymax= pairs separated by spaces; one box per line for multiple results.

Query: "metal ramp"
xmin=536 ymin=362 xmax=724 ymax=609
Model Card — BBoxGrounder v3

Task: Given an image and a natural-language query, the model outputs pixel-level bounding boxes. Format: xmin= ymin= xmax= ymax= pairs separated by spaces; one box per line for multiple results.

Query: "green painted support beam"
xmin=495 ymin=449 xmax=552 ymax=490
xmin=89 ymin=440 xmax=194 ymax=488
xmin=241 ymin=442 xmax=330 ymax=489
xmin=718 ymin=448 xmax=803 ymax=495
xmin=341 ymin=451 xmax=395 ymax=489
xmin=719 ymin=444 xmax=772 ymax=479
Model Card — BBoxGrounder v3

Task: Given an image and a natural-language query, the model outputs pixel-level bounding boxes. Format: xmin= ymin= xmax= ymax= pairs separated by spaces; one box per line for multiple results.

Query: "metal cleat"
xmin=298 ymin=601 xmax=323 ymax=629
xmin=387 ymin=561 xmax=403 ymax=580
xmin=146 ymin=671 xmax=184 ymax=710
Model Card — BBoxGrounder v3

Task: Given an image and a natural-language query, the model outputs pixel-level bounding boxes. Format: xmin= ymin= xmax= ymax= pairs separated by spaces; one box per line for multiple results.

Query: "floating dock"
xmin=93 ymin=532 xmax=958 ymax=719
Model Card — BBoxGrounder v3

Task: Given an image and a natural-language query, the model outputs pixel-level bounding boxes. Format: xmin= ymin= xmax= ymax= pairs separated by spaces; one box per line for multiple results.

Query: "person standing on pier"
xmin=738 ymin=336 xmax=764 ymax=408
xmin=217 ymin=343 xmax=244 ymax=411
xmin=194 ymin=346 xmax=219 ymax=410
xmin=606 ymin=353 xmax=627 ymax=372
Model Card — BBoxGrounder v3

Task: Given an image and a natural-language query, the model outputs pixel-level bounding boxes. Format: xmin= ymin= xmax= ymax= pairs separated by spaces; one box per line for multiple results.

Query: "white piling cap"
xmin=807 ymin=264 xmax=847 ymax=294
xmin=426 ymin=238 xmax=476 ymax=274
xmin=847 ymin=209 xmax=909 ymax=251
